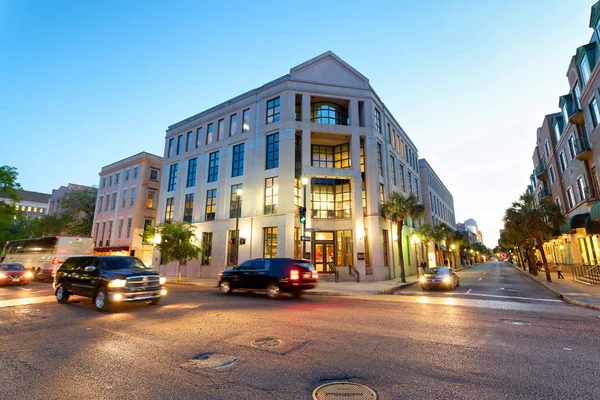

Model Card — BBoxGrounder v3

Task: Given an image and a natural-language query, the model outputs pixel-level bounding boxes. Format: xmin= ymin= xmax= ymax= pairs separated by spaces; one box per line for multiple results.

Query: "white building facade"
xmin=418 ymin=158 xmax=456 ymax=229
xmin=157 ymin=52 xmax=421 ymax=281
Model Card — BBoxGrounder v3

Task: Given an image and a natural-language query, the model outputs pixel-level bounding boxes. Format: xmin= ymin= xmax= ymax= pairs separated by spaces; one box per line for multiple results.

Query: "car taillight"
xmin=290 ymin=270 xmax=299 ymax=280
xmin=311 ymin=271 xmax=319 ymax=279
xmin=52 ymin=257 xmax=60 ymax=266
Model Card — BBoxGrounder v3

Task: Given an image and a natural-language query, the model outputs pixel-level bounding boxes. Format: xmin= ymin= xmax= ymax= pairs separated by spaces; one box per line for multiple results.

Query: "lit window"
xmin=311 ymin=178 xmax=351 ymax=219
xmin=264 ymin=177 xmax=279 ymax=214
xmin=229 ymin=184 xmax=243 ymax=219
xmin=165 ymin=198 xmax=174 ymax=222
xmin=263 ymin=227 xmax=278 ymax=258
xmin=205 ymin=189 xmax=217 ymax=221
xmin=183 ymin=194 xmax=194 ymax=223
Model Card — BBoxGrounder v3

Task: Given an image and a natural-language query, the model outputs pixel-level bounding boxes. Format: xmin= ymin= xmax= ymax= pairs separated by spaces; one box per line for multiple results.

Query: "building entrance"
xmin=313 ymin=232 xmax=335 ymax=272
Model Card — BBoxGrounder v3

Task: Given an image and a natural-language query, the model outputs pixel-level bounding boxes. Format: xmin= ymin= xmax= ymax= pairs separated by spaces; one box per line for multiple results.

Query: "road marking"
xmin=0 ymin=296 xmax=56 ymax=308
xmin=466 ymin=289 xmax=472 ymax=294
xmin=453 ymin=292 xmax=562 ymax=303
xmin=478 ymin=278 xmax=482 ymax=281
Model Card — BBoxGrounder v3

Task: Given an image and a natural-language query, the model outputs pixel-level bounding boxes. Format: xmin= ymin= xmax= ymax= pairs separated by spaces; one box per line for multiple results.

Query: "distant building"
xmin=477 ymin=230 xmax=483 ymax=244
xmin=48 ymin=183 xmax=96 ymax=216
xmin=463 ymin=218 xmax=478 ymax=235
xmin=0 ymin=190 xmax=50 ymax=220
xmin=457 ymin=222 xmax=478 ymax=244
xmin=91 ymin=152 xmax=163 ymax=266
xmin=418 ymin=158 xmax=456 ymax=229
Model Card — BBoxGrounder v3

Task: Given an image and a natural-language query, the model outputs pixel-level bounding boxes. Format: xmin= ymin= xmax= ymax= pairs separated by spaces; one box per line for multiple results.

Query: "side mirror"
xmin=84 ymin=266 xmax=96 ymax=273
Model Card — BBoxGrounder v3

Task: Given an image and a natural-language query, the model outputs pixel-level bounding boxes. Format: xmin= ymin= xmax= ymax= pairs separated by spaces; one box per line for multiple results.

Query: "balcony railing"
xmin=535 ymin=159 xmax=548 ymax=180
xmin=574 ymin=137 xmax=592 ymax=160
xmin=537 ymin=186 xmax=552 ymax=202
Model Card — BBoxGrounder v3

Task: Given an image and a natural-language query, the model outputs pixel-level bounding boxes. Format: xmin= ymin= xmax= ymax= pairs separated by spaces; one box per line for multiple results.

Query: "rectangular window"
xmin=149 ymin=168 xmax=159 ymax=181
xmin=264 ymin=177 xmax=279 ymax=214
xmin=133 ymin=166 xmax=138 ymax=179
xmin=125 ymin=169 xmax=130 ymax=181
xmin=183 ymin=193 xmax=194 ymax=223
xmin=375 ymin=108 xmax=381 ymax=132
xmin=360 ymin=139 xmax=365 ymax=173
xmin=122 ymin=190 xmax=127 ymax=208
xmin=97 ymin=196 xmax=103 ymax=213
xmin=206 ymin=123 xmax=214 ymax=145
xmin=553 ymin=122 xmax=562 ymax=143
xmin=196 ymin=127 xmax=202 ymax=148
xmin=544 ymin=140 xmax=550 ymax=158
xmin=115 ymin=173 xmax=120 ymax=184
xmin=186 ymin=131 xmax=193 ymax=151
xmin=266 ymin=133 xmax=279 ymax=169
xmin=165 ymin=197 xmax=174 ymax=221
xmin=567 ymin=187 xmax=575 ymax=208
xmin=336 ymin=230 xmax=353 ymax=266
xmin=390 ymin=154 xmax=397 ymax=186
xmin=102 ymin=178 xmax=106 ymax=188
xmin=559 ymin=152 xmax=567 ymax=172
xmin=294 ymin=227 xmax=301 ymax=258
xmin=231 ymin=143 xmax=244 ymax=177
xmin=242 ymin=108 xmax=250 ymax=132
xmin=577 ymin=177 xmax=585 ymax=202
xmin=117 ymin=219 xmax=123 ymax=239
xmin=382 ymin=230 xmax=389 ymax=267
xmin=590 ymin=98 xmax=600 ymax=128
xmin=104 ymin=195 xmax=109 ymax=212
xmin=408 ymin=171 xmax=413 ymax=194
xmin=168 ymin=164 xmax=178 ymax=191
xmin=108 ymin=176 xmax=112 ymax=186
xmin=205 ymin=189 xmax=217 ymax=221
xmin=294 ymin=178 xmax=302 ymax=214
xmin=549 ymin=165 xmax=555 ymax=184
xmin=208 ymin=151 xmax=219 ymax=182
xmin=580 ymin=57 xmax=592 ymax=86
xmin=201 ymin=232 xmax=213 ymax=265
xmin=399 ymin=163 xmax=405 ymax=192
xmin=129 ymin=187 xmax=136 ymax=207
xmin=143 ymin=219 xmax=153 ymax=243
xmin=217 ymin=119 xmax=225 ymax=141
xmin=311 ymin=178 xmax=351 ymax=219
xmin=187 ymin=158 xmax=197 ymax=187
xmin=311 ymin=144 xmax=351 ymax=169
xmin=168 ymin=138 xmax=174 ymax=157
xmin=229 ymin=114 xmax=237 ymax=137
xmin=107 ymin=221 xmax=112 ymax=245
xmin=568 ymin=136 xmax=575 ymax=160
xmin=111 ymin=193 xmax=116 ymax=211
xmin=126 ymin=217 xmax=132 ymax=239
xmin=379 ymin=183 xmax=385 ymax=205
xmin=266 ymin=97 xmax=280 ymax=124
xmin=146 ymin=189 xmax=155 ymax=209
xmin=176 ymin=135 xmax=183 ymax=155
xmin=229 ymin=184 xmax=243 ymax=219
xmin=377 ymin=143 xmax=383 ymax=176
xmin=263 ymin=227 xmax=278 ymax=258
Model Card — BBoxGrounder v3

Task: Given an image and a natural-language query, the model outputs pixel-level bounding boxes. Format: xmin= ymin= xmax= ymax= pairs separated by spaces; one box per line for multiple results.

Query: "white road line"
xmin=466 ymin=289 xmax=472 ymax=294
xmin=478 ymin=278 xmax=482 ymax=281
xmin=454 ymin=292 xmax=562 ymax=302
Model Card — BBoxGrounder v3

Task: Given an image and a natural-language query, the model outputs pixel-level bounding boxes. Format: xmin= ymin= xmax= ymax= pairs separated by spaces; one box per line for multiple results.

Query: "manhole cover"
xmin=181 ymin=352 xmax=237 ymax=370
xmin=503 ymin=320 xmax=532 ymax=326
xmin=14 ymin=309 xmax=39 ymax=314
xmin=251 ymin=337 xmax=282 ymax=348
xmin=313 ymin=382 xmax=377 ymax=400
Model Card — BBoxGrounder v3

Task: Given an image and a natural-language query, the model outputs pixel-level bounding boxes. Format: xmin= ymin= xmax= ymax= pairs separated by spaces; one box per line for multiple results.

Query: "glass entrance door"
xmin=314 ymin=243 xmax=335 ymax=272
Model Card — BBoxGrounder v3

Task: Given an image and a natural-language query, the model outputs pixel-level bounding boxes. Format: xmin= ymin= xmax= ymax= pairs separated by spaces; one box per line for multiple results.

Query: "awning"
xmin=94 ymin=246 xmax=130 ymax=252
xmin=561 ymin=213 xmax=589 ymax=233
xmin=590 ymin=201 xmax=600 ymax=222
xmin=585 ymin=217 xmax=600 ymax=235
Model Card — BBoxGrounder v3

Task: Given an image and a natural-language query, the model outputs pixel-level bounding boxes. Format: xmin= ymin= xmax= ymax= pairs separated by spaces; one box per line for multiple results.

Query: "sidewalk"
xmin=511 ymin=263 xmax=600 ymax=311
xmin=166 ymin=276 xmax=419 ymax=296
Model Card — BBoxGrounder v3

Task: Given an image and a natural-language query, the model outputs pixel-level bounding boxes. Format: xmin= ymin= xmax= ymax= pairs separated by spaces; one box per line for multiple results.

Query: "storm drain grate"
xmin=313 ymin=382 xmax=377 ymax=400
xmin=503 ymin=319 xmax=532 ymax=326
xmin=251 ymin=337 xmax=282 ymax=348
xmin=181 ymin=352 xmax=237 ymax=370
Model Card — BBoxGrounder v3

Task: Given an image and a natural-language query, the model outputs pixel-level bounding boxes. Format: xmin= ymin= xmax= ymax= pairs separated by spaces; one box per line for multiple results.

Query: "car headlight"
xmin=24 ymin=271 xmax=33 ymax=279
xmin=0 ymin=273 xmax=6 ymax=279
xmin=442 ymin=276 xmax=452 ymax=283
xmin=108 ymin=279 xmax=127 ymax=288
xmin=159 ymin=277 xmax=166 ymax=285
xmin=419 ymin=276 xmax=426 ymax=283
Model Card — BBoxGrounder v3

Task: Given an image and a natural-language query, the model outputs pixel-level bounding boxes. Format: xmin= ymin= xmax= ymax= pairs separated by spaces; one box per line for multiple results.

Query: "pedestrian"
xmin=536 ymin=259 xmax=542 ymax=273
xmin=443 ymin=259 xmax=449 ymax=266
xmin=557 ymin=264 xmax=564 ymax=279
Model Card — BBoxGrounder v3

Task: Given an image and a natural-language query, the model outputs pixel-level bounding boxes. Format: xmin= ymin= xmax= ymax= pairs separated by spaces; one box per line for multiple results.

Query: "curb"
xmin=377 ymin=281 xmax=418 ymax=294
xmin=167 ymin=280 xmax=218 ymax=288
xmin=511 ymin=265 xmax=600 ymax=311
xmin=305 ymin=291 xmax=347 ymax=297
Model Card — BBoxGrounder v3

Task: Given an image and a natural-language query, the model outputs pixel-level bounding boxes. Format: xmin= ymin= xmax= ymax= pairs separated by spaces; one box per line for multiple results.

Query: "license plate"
xmin=302 ymin=273 xmax=311 ymax=279
xmin=12 ymin=277 xmax=20 ymax=282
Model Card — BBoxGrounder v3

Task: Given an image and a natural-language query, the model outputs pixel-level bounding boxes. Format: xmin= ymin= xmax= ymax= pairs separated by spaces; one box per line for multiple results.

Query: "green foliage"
xmin=25 ymin=214 xmax=67 ymax=237
xmin=145 ymin=221 xmax=203 ymax=266
xmin=57 ymin=187 xmax=98 ymax=236
xmin=0 ymin=166 xmax=24 ymax=245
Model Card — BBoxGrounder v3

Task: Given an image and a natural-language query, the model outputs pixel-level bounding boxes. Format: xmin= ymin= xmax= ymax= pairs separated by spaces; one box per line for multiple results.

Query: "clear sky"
xmin=0 ymin=0 xmax=596 ymax=248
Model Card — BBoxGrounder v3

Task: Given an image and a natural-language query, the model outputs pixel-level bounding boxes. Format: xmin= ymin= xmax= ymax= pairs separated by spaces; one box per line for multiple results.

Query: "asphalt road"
xmin=1 ymin=262 xmax=599 ymax=400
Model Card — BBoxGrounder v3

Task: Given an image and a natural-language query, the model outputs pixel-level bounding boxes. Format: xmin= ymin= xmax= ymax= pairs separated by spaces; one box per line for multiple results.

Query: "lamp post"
xmin=234 ymin=188 xmax=243 ymax=267
xmin=301 ymin=177 xmax=309 ymax=259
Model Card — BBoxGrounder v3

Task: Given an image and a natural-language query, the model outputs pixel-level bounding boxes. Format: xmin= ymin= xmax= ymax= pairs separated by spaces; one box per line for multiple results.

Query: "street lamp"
xmin=234 ymin=188 xmax=243 ymax=267
xmin=301 ymin=177 xmax=309 ymax=259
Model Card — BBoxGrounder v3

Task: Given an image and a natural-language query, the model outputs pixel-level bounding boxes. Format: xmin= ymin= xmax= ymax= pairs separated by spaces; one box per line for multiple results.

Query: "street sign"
xmin=306 ymin=228 xmax=320 ymax=232
xmin=300 ymin=236 xmax=311 ymax=242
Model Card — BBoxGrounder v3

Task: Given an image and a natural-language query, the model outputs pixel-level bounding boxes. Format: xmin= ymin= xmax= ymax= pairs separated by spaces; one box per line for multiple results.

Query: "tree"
xmin=57 ymin=187 xmax=98 ymax=236
xmin=415 ymin=223 xmax=434 ymax=266
xmin=504 ymin=192 xmax=565 ymax=283
xmin=382 ymin=192 xmax=424 ymax=283
xmin=26 ymin=214 xmax=67 ymax=237
xmin=0 ymin=166 xmax=24 ymax=245
xmin=145 ymin=221 xmax=204 ymax=280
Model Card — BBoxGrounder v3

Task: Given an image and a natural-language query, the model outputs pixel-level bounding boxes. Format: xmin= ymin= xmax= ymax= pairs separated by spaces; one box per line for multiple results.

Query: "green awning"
xmin=590 ymin=201 xmax=600 ymax=221
xmin=564 ymin=213 xmax=589 ymax=233
xmin=585 ymin=217 xmax=600 ymax=234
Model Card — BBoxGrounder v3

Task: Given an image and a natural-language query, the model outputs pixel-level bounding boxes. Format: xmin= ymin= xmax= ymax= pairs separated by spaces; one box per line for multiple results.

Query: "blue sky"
xmin=0 ymin=0 xmax=595 ymax=247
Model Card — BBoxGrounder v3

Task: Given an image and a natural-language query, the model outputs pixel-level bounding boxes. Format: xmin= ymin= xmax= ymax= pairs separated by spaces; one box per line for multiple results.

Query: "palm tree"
xmin=382 ymin=192 xmax=424 ymax=282
xmin=504 ymin=192 xmax=565 ymax=283
xmin=433 ymin=223 xmax=455 ymax=265
xmin=416 ymin=224 xmax=434 ymax=267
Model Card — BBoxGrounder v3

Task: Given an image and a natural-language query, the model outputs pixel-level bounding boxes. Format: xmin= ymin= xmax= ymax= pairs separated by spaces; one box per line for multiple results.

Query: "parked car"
xmin=420 ymin=267 xmax=460 ymax=291
xmin=53 ymin=256 xmax=166 ymax=311
xmin=0 ymin=263 xmax=32 ymax=286
xmin=217 ymin=258 xmax=318 ymax=299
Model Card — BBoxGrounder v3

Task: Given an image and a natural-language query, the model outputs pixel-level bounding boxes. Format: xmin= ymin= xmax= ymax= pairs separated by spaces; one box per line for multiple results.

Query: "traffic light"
xmin=299 ymin=207 xmax=306 ymax=224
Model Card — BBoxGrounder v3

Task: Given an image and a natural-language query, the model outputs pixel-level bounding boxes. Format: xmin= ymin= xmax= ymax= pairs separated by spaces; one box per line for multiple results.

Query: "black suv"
xmin=217 ymin=258 xmax=318 ymax=299
xmin=53 ymin=256 xmax=166 ymax=311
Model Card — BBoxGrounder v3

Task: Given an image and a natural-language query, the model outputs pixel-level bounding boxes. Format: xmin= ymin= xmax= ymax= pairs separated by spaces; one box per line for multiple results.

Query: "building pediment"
xmin=290 ymin=51 xmax=369 ymax=89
